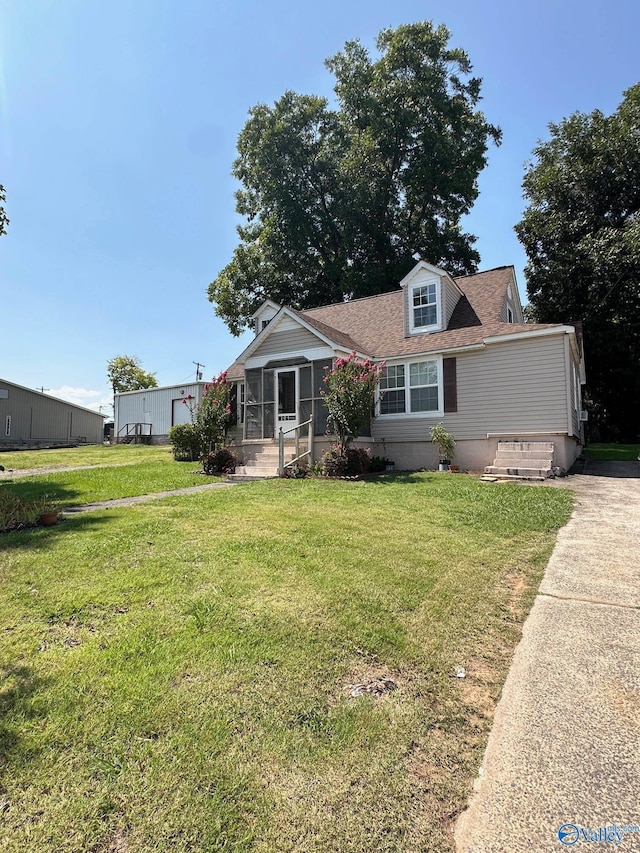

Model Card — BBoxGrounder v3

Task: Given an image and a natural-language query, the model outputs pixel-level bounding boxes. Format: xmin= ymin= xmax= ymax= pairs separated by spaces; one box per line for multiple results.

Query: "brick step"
xmin=485 ymin=466 xmax=553 ymax=478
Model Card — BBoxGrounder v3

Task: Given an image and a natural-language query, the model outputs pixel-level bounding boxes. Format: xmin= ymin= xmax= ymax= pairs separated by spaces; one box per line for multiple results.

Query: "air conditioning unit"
xmin=579 ymin=410 xmax=588 ymax=422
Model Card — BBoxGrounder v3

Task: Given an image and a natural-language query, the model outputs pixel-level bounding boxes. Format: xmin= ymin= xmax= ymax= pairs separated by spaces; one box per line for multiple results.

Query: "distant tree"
xmin=107 ymin=355 xmax=158 ymax=420
xmin=0 ymin=185 xmax=8 ymax=237
xmin=208 ymin=22 xmax=501 ymax=335
xmin=515 ymin=83 xmax=640 ymax=441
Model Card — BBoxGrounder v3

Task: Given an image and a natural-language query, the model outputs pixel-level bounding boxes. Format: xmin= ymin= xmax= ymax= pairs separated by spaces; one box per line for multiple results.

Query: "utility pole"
xmin=36 ymin=386 xmax=49 ymax=393
xmin=193 ymin=361 xmax=205 ymax=382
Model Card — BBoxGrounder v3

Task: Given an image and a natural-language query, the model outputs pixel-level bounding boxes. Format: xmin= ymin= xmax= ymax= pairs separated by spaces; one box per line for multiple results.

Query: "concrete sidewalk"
xmin=455 ymin=461 xmax=640 ymax=852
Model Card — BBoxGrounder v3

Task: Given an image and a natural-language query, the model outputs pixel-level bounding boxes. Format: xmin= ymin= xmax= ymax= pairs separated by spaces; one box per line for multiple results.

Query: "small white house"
xmin=114 ymin=382 xmax=208 ymax=443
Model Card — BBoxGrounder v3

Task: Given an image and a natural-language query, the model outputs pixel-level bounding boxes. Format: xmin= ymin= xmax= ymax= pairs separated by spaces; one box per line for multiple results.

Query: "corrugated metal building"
xmin=0 ymin=378 xmax=105 ymax=449
xmin=114 ymin=382 xmax=207 ymax=443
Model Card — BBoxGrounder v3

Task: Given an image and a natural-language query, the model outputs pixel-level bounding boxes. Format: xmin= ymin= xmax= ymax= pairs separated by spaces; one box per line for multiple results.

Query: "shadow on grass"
xmin=363 ymin=471 xmax=438 ymax=485
xmin=0 ymin=663 xmax=50 ymax=769
xmin=0 ymin=479 xmax=82 ymax=507
xmin=580 ymin=460 xmax=640 ymax=479
xmin=0 ymin=511 xmax=114 ymax=552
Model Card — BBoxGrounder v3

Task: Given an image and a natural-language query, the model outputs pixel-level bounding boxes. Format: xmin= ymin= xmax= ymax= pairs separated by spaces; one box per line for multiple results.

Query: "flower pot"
xmin=438 ymin=461 xmax=450 ymax=472
xmin=384 ymin=463 xmax=395 ymax=471
xmin=39 ymin=510 xmax=59 ymax=527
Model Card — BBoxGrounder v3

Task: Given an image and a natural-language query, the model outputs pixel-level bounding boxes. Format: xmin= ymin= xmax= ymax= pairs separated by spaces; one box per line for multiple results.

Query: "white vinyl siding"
xmin=372 ymin=334 xmax=569 ymax=442
xmin=442 ymin=279 xmax=461 ymax=327
xmin=252 ymin=326 xmax=324 ymax=357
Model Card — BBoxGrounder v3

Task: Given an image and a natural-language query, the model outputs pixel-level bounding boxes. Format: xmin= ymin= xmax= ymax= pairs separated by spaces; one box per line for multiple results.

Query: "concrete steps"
xmin=231 ymin=441 xmax=297 ymax=479
xmin=484 ymin=441 xmax=555 ymax=480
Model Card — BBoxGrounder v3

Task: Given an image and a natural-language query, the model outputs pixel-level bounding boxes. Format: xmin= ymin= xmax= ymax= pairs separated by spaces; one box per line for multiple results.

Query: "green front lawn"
xmin=0 ymin=443 xmax=174 ymax=470
xmin=584 ymin=443 xmax=640 ymax=461
xmin=2 ymin=460 xmax=218 ymax=509
xmin=0 ymin=475 xmax=573 ymax=852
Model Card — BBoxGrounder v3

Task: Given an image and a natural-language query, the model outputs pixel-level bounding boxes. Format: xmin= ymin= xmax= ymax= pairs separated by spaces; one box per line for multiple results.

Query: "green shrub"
xmin=168 ymin=423 xmax=201 ymax=461
xmin=369 ymin=455 xmax=393 ymax=472
xmin=319 ymin=445 xmax=371 ymax=477
xmin=201 ymin=448 xmax=238 ymax=475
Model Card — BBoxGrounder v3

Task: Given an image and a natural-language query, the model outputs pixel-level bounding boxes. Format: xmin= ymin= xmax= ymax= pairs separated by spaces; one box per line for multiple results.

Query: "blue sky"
xmin=1 ymin=0 xmax=638 ymax=414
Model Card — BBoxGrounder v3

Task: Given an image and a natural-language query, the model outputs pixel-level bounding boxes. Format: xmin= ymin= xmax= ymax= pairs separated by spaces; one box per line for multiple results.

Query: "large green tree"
xmin=107 ymin=355 xmax=158 ymax=416
xmin=516 ymin=83 xmax=640 ymax=441
xmin=209 ymin=22 xmax=501 ymax=334
xmin=0 ymin=185 xmax=8 ymax=237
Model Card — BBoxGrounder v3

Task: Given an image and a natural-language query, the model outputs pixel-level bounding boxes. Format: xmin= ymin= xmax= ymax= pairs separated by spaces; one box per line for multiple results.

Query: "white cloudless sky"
xmin=1 ymin=0 xmax=638 ymax=412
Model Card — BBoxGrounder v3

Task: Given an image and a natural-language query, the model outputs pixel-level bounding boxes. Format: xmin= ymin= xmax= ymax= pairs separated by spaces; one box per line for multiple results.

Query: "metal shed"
xmin=0 ymin=378 xmax=106 ymax=450
xmin=114 ymin=382 xmax=207 ymax=443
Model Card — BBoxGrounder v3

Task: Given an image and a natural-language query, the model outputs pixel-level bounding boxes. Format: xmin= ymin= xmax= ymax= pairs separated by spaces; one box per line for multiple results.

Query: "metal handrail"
xmin=279 ymin=417 xmax=313 ymax=477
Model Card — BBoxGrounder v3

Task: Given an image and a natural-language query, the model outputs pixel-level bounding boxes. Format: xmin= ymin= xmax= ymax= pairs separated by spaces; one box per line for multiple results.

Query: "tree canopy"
xmin=0 ymin=185 xmax=8 ymax=237
xmin=208 ymin=22 xmax=501 ymax=335
xmin=106 ymin=355 xmax=158 ymax=394
xmin=516 ymin=83 xmax=640 ymax=441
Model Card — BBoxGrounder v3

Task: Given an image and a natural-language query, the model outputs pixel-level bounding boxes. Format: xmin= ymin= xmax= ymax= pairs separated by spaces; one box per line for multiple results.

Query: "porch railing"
xmin=279 ymin=417 xmax=313 ymax=477
xmin=116 ymin=422 xmax=152 ymax=444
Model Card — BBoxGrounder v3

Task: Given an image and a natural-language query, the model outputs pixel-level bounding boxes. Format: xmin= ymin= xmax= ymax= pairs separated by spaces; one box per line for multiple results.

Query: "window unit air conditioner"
xmin=579 ymin=410 xmax=588 ymax=422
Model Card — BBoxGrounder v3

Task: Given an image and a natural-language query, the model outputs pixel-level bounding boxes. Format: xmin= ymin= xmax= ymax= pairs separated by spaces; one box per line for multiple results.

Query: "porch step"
xmin=484 ymin=441 xmax=555 ymax=480
xmin=484 ymin=466 xmax=552 ymax=479
xmin=227 ymin=473 xmax=277 ymax=482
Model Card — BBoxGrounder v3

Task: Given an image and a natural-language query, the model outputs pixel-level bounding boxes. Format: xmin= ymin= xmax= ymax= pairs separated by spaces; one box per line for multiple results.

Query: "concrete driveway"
xmin=455 ymin=461 xmax=640 ymax=852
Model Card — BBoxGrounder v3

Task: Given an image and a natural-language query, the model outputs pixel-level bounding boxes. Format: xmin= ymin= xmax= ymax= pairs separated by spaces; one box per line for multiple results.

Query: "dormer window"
xmin=409 ymin=280 xmax=440 ymax=333
xmin=413 ymin=283 xmax=437 ymax=327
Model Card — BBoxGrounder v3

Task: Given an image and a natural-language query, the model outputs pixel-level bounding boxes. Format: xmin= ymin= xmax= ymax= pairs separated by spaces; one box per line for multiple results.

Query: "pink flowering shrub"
xmin=197 ymin=371 xmax=234 ymax=455
xmin=320 ymin=352 xmax=384 ymax=451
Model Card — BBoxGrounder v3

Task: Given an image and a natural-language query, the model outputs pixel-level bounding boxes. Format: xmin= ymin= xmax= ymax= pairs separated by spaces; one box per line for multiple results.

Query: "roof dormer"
xmin=251 ymin=299 xmax=281 ymax=336
xmin=400 ymin=261 xmax=463 ymax=336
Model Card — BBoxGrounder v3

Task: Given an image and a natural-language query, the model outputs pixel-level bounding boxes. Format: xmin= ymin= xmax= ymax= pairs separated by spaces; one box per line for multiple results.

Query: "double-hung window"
xmin=379 ymin=359 xmax=440 ymax=415
xmin=411 ymin=283 xmax=438 ymax=330
xmin=409 ymin=361 xmax=439 ymax=412
xmin=379 ymin=365 xmax=405 ymax=414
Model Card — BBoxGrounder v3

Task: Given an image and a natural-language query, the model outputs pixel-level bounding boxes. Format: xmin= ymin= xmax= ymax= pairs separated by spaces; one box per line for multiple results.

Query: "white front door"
xmin=275 ymin=368 xmax=298 ymax=436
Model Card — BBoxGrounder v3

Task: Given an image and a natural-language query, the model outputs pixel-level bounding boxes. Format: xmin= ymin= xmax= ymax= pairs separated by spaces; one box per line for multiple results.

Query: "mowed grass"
xmin=0 ymin=474 xmax=573 ymax=852
xmin=0 ymin=443 xmax=174 ymax=471
xmin=1 ymin=449 xmax=217 ymax=509
xmin=584 ymin=442 xmax=640 ymax=461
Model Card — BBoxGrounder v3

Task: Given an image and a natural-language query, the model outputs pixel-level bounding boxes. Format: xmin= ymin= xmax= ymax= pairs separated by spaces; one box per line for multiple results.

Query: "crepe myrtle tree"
xmin=321 ymin=353 xmax=385 ymax=452
xmin=196 ymin=371 xmax=234 ymax=454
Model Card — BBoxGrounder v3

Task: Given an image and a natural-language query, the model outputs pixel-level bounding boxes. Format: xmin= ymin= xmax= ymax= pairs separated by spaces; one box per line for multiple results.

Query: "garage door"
xmin=172 ymin=398 xmax=192 ymax=426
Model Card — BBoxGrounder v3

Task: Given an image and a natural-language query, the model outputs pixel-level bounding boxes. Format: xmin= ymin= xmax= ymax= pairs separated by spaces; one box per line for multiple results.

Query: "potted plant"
xmin=35 ymin=496 xmax=59 ymax=526
xmin=429 ymin=423 xmax=456 ymax=471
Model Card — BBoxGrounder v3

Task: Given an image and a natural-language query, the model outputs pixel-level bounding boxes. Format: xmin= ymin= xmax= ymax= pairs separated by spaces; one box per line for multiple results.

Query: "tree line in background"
xmin=209 ymin=22 xmax=639 ymax=442
xmin=517 ymin=83 xmax=640 ymax=441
